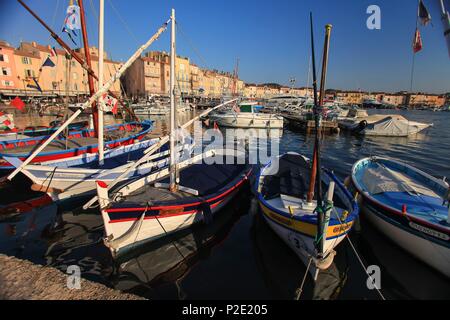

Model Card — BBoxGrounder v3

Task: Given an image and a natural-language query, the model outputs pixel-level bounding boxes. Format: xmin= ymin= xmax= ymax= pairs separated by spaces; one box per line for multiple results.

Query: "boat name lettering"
xmin=408 ymin=222 xmax=449 ymax=241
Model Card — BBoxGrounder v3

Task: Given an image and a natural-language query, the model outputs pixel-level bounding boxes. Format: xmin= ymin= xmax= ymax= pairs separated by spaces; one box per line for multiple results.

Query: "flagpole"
xmin=169 ymin=8 xmax=177 ymax=192
xmin=409 ymin=0 xmax=420 ymax=104
xmin=78 ymin=0 xmax=99 ymax=137
xmin=98 ymin=0 xmax=105 ymax=164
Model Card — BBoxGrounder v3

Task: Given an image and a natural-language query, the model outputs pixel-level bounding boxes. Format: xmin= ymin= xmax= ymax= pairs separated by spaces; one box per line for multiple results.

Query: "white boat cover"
xmin=362 ymin=164 xmax=440 ymax=197
xmin=362 ymin=116 xmax=430 ymax=136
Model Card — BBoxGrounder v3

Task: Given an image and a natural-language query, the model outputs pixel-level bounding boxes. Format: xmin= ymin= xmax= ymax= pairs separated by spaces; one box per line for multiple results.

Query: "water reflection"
xmin=110 ymin=187 xmax=252 ymax=299
xmin=0 ymin=110 xmax=449 ymax=299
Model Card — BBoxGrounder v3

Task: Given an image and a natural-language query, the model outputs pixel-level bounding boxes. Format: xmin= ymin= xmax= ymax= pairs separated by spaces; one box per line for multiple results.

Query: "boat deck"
xmin=126 ymin=185 xmax=192 ymax=204
xmin=122 ymin=161 xmax=248 ymax=205
xmin=356 ymin=159 xmax=449 ymax=225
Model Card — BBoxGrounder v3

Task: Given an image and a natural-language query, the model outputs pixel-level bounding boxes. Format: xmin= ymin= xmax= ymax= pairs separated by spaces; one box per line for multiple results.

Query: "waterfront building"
xmin=0 ymin=40 xmax=122 ymax=99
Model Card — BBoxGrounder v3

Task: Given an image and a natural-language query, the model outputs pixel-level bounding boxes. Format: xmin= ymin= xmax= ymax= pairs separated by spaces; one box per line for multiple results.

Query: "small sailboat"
xmin=95 ymin=9 xmax=252 ymax=257
xmin=0 ymin=121 xmax=153 ymax=171
xmin=3 ymin=138 xmax=173 ymax=202
xmin=255 ymin=18 xmax=359 ymax=280
xmin=256 ymin=153 xmax=358 ymax=280
xmin=351 ymin=156 xmax=450 ymax=278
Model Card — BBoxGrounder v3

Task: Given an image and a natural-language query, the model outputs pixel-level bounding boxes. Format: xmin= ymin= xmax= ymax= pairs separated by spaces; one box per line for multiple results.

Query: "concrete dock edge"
xmin=0 ymin=254 xmax=145 ymax=300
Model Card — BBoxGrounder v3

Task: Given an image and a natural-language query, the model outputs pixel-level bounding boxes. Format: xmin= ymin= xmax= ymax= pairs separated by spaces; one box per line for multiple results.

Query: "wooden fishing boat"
xmin=3 ymin=138 xmax=185 ymax=202
xmin=351 ymin=156 xmax=450 ymax=278
xmin=94 ymin=10 xmax=252 ymax=258
xmin=0 ymin=121 xmax=153 ymax=170
xmin=255 ymin=152 xmax=359 ymax=279
xmin=0 ymin=120 xmax=88 ymax=144
xmin=96 ymin=148 xmax=252 ymax=257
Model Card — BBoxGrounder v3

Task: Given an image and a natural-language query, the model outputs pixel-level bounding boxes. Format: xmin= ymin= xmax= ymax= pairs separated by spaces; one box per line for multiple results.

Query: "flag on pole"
xmin=418 ymin=0 xmax=432 ymax=26
xmin=413 ymin=28 xmax=423 ymax=53
xmin=41 ymin=56 xmax=56 ymax=68
xmin=62 ymin=4 xmax=81 ymax=46
xmin=50 ymin=47 xmax=57 ymax=57
xmin=101 ymin=94 xmax=119 ymax=114
xmin=63 ymin=4 xmax=81 ymax=31
xmin=26 ymin=78 xmax=43 ymax=92
xmin=11 ymin=97 xmax=25 ymax=112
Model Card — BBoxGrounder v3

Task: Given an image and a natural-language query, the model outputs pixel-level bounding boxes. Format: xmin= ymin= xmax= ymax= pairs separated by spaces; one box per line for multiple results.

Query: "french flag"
xmin=50 ymin=46 xmax=57 ymax=57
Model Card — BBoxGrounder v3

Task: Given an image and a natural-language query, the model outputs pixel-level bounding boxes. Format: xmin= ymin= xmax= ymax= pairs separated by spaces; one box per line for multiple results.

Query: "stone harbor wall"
xmin=0 ymin=254 xmax=145 ymax=300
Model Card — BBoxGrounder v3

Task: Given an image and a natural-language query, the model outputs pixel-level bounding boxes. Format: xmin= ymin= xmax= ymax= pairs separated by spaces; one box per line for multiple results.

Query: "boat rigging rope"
xmin=331 ymin=209 xmax=386 ymax=300
xmin=176 ymin=21 xmax=210 ymax=70
xmin=107 ymin=0 xmax=140 ymax=45
xmin=295 ymin=257 xmax=313 ymax=300
xmin=152 ymin=204 xmax=187 ymax=261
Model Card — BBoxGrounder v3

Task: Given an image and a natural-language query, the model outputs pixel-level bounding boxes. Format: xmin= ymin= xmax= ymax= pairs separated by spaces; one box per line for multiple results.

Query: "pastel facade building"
xmin=0 ymin=41 xmax=19 ymax=91
xmin=0 ymin=40 xmax=122 ymax=98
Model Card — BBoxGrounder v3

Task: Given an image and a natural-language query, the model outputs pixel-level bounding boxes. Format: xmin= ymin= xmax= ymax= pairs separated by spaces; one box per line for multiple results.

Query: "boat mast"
xmin=169 ymin=8 xmax=178 ymax=192
xmin=97 ymin=0 xmax=105 ymax=164
xmin=78 ymin=0 xmax=99 ymax=137
xmin=307 ymin=13 xmax=333 ymax=257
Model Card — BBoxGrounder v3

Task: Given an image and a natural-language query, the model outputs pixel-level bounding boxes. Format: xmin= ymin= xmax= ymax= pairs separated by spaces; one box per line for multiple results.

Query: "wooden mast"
xmin=77 ymin=0 xmax=99 ymax=137
xmin=306 ymin=13 xmax=333 ymax=256
xmin=97 ymin=0 xmax=105 ymax=164
xmin=169 ymin=8 xmax=178 ymax=192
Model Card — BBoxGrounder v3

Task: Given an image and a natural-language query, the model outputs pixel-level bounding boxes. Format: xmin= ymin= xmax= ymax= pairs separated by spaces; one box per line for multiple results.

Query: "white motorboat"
xmin=209 ymin=101 xmax=283 ymax=129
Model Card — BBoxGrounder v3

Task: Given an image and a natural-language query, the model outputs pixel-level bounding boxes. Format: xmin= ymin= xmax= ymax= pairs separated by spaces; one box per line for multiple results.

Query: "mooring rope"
xmin=295 ymin=257 xmax=313 ymax=300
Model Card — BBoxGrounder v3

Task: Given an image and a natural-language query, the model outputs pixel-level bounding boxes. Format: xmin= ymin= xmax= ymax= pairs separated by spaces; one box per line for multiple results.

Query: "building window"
xmin=71 ymin=61 xmax=76 ymax=67
xmin=2 ymin=80 xmax=13 ymax=86
xmin=22 ymin=56 xmax=31 ymax=64
xmin=0 ymin=54 xmax=8 ymax=62
xmin=24 ymin=69 xmax=35 ymax=77
xmin=52 ymin=81 xmax=58 ymax=90
xmin=73 ymin=72 xmax=78 ymax=80
xmin=2 ymin=67 xmax=11 ymax=76
xmin=74 ymin=83 xmax=78 ymax=91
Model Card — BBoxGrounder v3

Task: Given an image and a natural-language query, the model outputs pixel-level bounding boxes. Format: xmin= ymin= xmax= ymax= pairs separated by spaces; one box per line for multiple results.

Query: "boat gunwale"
xmin=255 ymin=153 xmax=359 ymax=225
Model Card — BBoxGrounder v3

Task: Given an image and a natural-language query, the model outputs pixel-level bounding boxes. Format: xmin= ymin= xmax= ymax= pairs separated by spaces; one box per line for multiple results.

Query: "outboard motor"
xmin=352 ymin=119 xmax=368 ymax=134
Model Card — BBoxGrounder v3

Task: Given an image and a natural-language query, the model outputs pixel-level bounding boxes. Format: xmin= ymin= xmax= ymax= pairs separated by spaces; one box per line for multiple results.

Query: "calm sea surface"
xmin=1 ymin=109 xmax=449 ymax=300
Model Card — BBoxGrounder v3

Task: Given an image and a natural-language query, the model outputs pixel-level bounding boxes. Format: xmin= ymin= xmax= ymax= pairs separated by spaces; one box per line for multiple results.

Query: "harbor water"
xmin=1 ymin=109 xmax=449 ymax=300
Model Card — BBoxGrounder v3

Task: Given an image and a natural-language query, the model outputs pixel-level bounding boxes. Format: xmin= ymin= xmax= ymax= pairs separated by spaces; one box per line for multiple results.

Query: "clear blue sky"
xmin=1 ymin=0 xmax=449 ymax=93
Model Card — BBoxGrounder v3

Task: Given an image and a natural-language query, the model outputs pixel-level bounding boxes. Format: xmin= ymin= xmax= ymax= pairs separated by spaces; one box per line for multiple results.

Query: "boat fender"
xmin=314 ymin=249 xmax=336 ymax=270
xmin=353 ymin=120 xmax=367 ymax=133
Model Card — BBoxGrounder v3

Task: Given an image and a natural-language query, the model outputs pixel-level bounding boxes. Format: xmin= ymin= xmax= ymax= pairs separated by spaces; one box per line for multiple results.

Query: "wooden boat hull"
xmin=0 ymin=121 xmax=153 ymax=170
xmin=351 ymin=157 xmax=450 ymax=278
xmin=362 ymin=201 xmax=450 ymax=278
xmin=7 ymin=139 xmax=166 ymax=202
xmin=98 ymin=152 xmax=252 ymax=257
xmin=255 ymin=153 xmax=359 ymax=280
